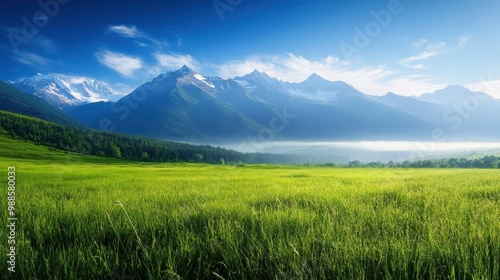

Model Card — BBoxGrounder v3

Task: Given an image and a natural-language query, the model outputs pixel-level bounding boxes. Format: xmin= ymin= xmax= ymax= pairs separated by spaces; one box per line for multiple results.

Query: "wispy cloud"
xmin=106 ymin=24 xmax=167 ymax=49
xmin=411 ymin=38 xmax=427 ymax=48
xmin=134 ymin=41 xmax=149 ymax=47
xmin=0 ymin=25 xmax=56 ymax=53
xmin=16 ymin=51 xmax=51 ymax=66
xmin=35 ymin=35 xmax=57 ymax=52
xmin=400 ymin=36 xmax=469 ymax=69
xmin=107 ymin=25 xmax=144 ymax=38
xmin=466 ymin=76 xmax=500 ymax=99
xmin=426 ymin=42 xmax=447 ymax=52
xmin=399 ymin=41 xmax=448 ymax=69
xmin=98 ymin=23 xmax=447 ymax=95
xmin=95 ymin=50 xmax=143 ymax=77
xmin=90 ymin=50 xmax=446 ymax=96
xmin=457 ymin=35 xmax=470 ymax=47
xmin=155 ymin=53 xmax=199 ymax=71
xmin=0 ymin=25 xmax=58 ymax=70
xmin=100 ymin=24 xmax=195 ymax=78
xmin=399 ymin=52 xmax=437 ymax=69
xmin=176 ymin=35 xmax=183 ymax=47
xmin=215 ymin=53 xmax=445 ymax=95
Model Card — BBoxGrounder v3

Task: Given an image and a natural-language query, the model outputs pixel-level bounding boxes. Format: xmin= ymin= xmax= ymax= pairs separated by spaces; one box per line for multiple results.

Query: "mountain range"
xmin=7 ymin=73 xmax=123 ymax=109
xmin=3 ymin=66 xmax=500 ymax=143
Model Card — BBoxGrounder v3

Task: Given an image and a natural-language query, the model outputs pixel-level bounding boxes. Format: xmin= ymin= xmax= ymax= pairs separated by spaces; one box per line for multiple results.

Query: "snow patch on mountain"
xmin=288 ymin=88 xmax=338 ymax=103
xmin=8 ymin=73 xmax=124 ymax=109
xmin=194 ymin=73 xmax=215 ymax=89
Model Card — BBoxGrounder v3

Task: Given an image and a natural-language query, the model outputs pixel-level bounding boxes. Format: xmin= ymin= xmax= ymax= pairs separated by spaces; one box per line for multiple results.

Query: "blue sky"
xmin=1 ymin=0 xmax=499 ymax=96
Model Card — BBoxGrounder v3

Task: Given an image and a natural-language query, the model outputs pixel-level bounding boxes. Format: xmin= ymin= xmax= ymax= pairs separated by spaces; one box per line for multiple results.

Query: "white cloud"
xmin=217 ymin=55 xmax=281 ymax=78
xmin=411 ymin=39 xmax=427 ymax=48
xmin=466 ymin=77 xmax=500 ymax=99
xmin=325 ymin=55 xmax=340 ymax=64
xmin=106 ymin=24 xmax=167 ymax=49
xmin=16 ymin=51 xmax=50 ymax=66
xmin=95 ymin=50 xmax=143 ymax=77
xmin=36 ymin=36 xmax=56 ymax=52
xmin=399 ymin=51 xmax=440 ymax=68
xmin=107 ymin=25 xmax=144 ymax=38
xmin=215 ymin=53 xmax=445 ymax=96
xmin=154 ymin=53 xmax=199 ymax=71
xmin=134 ymin=41 xmax=149 ymax=47
xmin=89 ymin=48 xmax=446 ymax=96
xmin=400 ymin=36 xmax=468 ymax=69
xmin=426 ymin=42 xmax=447 ymax=52
xmin=399 ymin=41 xmax=448 ymax=69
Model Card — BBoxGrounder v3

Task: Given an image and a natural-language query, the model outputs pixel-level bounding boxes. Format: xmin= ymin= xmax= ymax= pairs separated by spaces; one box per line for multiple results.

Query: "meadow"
xmin=1 ymin=137 xmax=500 ymax=279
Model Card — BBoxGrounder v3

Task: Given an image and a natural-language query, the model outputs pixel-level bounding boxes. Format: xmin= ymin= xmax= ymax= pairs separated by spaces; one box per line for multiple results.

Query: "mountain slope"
xmin=0 ymin=80 xmax=84 ymax=128
xmin=418 ymin=85 xmax=493 ymax=106
xmin=8 ymin=73 xmax=123 ymax=109
xmin=67 ymin=66 xmax=437 ymax=142
xmin=284 ymin=73 xmax=364 ymax=103
xmin=281 ymin=74 xmax=432 ymax=139
xmin=372 ymin=92 xmax=445 ymax=124
xmin=67 ymin=66 xmax=267 ymax=141
xmin=416 ymin=85 xmax=500 ymax=140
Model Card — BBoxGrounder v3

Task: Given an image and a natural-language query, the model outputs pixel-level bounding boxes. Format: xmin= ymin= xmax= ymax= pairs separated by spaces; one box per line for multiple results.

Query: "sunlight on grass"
xmin=0 ymin=161 xmax=499 ymax=279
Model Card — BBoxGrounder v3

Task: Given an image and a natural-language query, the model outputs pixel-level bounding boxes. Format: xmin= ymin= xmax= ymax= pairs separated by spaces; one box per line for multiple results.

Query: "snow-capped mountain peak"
xmin=8 ymin=73 xmax=123 ymax=109
xmin=282 ymin=73 xmax=363 ymax=103
xmin=141 ymin=66 xmax=219 ymax=97
xmin=303 ymin=73 xmax=326 ymax=84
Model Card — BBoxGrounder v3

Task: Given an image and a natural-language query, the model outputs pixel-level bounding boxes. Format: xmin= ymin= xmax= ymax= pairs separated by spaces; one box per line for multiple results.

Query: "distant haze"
xmin=226 ymin=141 xmax=500 ymax=163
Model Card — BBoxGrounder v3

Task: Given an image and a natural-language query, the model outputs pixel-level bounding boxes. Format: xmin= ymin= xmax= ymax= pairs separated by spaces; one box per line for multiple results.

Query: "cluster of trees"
xmin=314 ymin=156 xmax=500 ymax=169
xmin=0 ymin=112 xmax=300 ymax=164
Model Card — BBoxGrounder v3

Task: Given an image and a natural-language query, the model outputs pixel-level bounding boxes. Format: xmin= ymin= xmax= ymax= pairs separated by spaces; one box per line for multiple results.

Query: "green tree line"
xmin=311 ymin=156 xmax=500 ymax=169
xmin=0 ymin=111 xmax=300 ymax=164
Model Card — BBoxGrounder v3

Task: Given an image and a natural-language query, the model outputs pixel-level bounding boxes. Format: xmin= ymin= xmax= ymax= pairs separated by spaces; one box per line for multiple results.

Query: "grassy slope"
xmin=1 ymin=136 xmax=500 ymax=279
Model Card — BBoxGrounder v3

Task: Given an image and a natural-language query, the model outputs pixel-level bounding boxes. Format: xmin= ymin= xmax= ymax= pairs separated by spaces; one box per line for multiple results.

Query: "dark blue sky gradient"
xmin=1 ymin=0 xmax=499 ymax=96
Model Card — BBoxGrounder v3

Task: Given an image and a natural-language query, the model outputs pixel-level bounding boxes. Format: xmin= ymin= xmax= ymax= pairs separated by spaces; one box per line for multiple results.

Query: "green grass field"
xmin=1 ymin=135 xmax=500 ymax=279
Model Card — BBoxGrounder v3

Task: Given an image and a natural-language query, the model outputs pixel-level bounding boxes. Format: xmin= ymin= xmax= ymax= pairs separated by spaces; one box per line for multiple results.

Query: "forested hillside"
xmin=0 ymin=111 xmax=300 ymax=164
xmin=0 ymin=81 xmax=83 ymax=127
